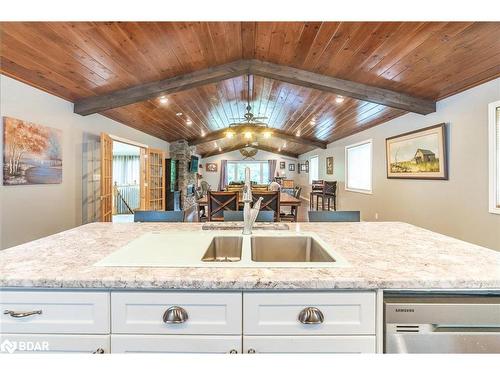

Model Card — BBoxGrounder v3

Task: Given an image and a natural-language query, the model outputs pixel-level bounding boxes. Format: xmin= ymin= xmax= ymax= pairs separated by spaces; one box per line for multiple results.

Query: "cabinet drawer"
xmin=0 ymin=334 xmax=110 ymax=354
xmin=111 ymin=335 xmax=242 ymax=353
xmin=244 ymin=292 xmax=375 ymax=335
xmin=243 ymin=335 xmax=376 ymax=353
xmin=0 ymin=290 xmax=110 ymax=334
xmin=111 ymin=292 xmax=242 ymax=335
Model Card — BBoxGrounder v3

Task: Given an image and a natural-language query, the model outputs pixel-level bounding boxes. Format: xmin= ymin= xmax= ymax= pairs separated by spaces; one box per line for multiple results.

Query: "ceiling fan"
xmin=229 ymin=75 xmax=268 ymax=127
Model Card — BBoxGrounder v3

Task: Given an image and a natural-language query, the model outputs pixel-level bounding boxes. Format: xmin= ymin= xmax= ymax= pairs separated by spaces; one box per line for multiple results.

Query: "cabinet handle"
xmin=229 ymin=349 xmax=238 ymax=354
xmin=247 ymin=348 xmax=256 ymax=354
xmin=298 ymin=307 xmax=324 ymax=324
xmin=162 ymin=306 xmax=188 ymax=324
xmin=93 ymin=348 xmax=105 ymax=354
xmin=4 ymin=309 xmax=42 ymax=318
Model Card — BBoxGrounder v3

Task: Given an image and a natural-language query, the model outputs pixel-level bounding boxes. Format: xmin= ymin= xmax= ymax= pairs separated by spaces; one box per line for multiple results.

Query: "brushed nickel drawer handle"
xmin=162 ymin=306 xmax=188 ymax=324
xmin=229 ymin=349 xmax=238 ymax=354
xmin=247 ymin=348 xmax=256 ymax=354
xmin=298 ymin=307 xmax=324 ymax=324
xmin=93 ymin=348 xmax=105 ymax=354
xmin=4 ymin=310 xmax=42 ymax=318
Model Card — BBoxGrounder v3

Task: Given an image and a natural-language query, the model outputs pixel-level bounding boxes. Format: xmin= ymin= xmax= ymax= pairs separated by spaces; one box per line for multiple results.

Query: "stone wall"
xmin=169 ymin=140 xmax=197 ymax=210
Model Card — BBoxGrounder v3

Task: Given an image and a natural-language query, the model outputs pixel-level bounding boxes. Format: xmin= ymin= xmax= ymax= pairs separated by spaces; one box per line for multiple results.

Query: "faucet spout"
xmin=242 ymin=167 xmax=262 ymax=235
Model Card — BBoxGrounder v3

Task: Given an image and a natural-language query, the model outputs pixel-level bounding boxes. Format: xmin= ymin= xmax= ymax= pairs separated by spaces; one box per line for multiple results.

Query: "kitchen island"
xmin=1 ymin=222 xmax=500 ymax=354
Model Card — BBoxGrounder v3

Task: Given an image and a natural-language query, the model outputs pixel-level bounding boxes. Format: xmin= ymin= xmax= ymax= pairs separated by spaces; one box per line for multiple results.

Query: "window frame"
xmin=226 ymin=160 xmax=270 ymax=185
xmin=344 ymin=139 xmax=373 ymax=195
xmin=488 ymin=100 xmax=500 ymax=215
xmin=309 ymin=155 xmax=319 ymax=184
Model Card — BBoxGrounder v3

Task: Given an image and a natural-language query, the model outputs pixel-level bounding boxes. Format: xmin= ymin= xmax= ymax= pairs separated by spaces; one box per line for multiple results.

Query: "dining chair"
xmin=223 ymin=210 xmax=275 ymax=222
xmin=134 ymin=210 xmax=185 ymax=222
xmin=252 ymin=191 xmax=280 ymax=222
xmin=308 ymin=211 xmax=360 ymax=222
xmin=207 ymin=191 xmax=239 ymax=221
xmin=281 ymin=187 xmax=302 ymax=222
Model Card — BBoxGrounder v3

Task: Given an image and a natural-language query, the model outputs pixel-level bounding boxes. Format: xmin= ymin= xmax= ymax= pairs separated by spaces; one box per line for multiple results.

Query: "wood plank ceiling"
xmin=1 ymin=22 xmax=499 ymax=156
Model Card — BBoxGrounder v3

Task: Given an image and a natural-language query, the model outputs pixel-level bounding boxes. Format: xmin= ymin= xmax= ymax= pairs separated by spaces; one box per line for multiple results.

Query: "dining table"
xmin=196 ymin=191 xmax=302 ymax=222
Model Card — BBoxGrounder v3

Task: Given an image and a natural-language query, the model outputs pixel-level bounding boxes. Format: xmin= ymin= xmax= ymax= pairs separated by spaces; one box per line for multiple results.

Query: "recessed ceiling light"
xmin=214 ymin=142 xmax=218 ymax=148
xmin=283 ymin=143 xmax=287 ymax=149
xmin=186 ymin=119 xmax=193 ymax=126
xmin=278 ymin=147 xmax=281 ymax=152
xmin=218 ymin=147 xmax=222 ymax=152
xmin=201 ymin=130 xmax=206 ymax=137
xmin=176 ymin=112 xmax=183 ymax=116
xmin=335 ymin=96 xmax=345 ymax=103
xmin=159 ymin=96 xmax=168 ymax=104
xmin=296 ymin=131 xmax=301 ymax=137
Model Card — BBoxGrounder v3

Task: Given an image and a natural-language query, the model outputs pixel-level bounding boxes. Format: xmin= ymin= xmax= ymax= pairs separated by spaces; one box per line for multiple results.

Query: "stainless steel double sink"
xmin=202 ymin=235 xmax=336 ymax=263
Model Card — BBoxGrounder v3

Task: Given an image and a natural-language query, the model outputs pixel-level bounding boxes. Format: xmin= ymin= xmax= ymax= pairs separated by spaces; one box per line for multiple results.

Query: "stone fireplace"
xmin=169 ymin=140 xmax=198 ymax=210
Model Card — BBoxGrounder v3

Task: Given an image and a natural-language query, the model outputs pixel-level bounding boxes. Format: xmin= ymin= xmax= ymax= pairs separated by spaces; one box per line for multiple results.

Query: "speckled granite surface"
xmin=1 ymin=222 xmax=499 ymax=290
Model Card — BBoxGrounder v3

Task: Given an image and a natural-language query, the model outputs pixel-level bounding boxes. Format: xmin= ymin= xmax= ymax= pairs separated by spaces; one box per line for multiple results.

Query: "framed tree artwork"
xmin=326 ymin=156 xmax=334 ymax=175
xmin=280 ymin=161 xmax=286 ymax=169
xmin=288 ymin=163 xmax=295 ymax=172
xmin=3 ymin=116 xmax=63 ymax=185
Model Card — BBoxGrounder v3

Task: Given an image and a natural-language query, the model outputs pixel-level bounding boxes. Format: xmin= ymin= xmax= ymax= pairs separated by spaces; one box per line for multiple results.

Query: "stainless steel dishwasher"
xmin=384 ymin=293 xmax=500 ymax=353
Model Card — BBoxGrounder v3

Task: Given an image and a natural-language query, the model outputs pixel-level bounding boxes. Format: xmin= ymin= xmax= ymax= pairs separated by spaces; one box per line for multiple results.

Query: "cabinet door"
xmin=111 ymin=335 xmax=242 ymax=354
xmin=0 ymin=334 xmax=110 ymax=354
xmin=243 ymin=336 xmax=376 ymax=354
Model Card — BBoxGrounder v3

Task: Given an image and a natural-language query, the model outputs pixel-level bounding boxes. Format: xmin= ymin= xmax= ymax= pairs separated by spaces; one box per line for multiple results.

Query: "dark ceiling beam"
xmin=189 ymin=125 xmax=327 ymax=149
xmin=74 ymin=60 xmax=436 ymax=117
xmin=248 ymin=60 xmax=436 ymax=115
xmin=74 ymin=60 xmax=251 ymax=115
xmin=200 ymin=142 xmax=299 ymax=159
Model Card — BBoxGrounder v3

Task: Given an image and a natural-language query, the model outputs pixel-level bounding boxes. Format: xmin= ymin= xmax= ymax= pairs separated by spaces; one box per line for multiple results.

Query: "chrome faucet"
xmin=242 ymin=167 xmax=263 ymax=235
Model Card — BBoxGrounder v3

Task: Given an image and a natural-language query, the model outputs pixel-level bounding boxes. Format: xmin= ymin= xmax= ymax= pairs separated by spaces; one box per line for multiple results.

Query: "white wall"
xmin=201 ymin=149 xmax=298 ymax=189
xmin=0 ymin=75 xmax=169 ymax=249
xmin=299 ymin=78 xmax=500 ymax=250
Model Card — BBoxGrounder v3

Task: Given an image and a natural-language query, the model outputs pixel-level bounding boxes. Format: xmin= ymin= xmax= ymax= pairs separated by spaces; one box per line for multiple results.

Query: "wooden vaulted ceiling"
xmin=1 ymin=22 xmax=499 ymax=156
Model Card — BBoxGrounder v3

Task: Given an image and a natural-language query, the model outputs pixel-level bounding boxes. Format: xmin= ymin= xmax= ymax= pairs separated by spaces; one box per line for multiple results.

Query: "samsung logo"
xmin=395 ymin=308 xmax=415 ymax=313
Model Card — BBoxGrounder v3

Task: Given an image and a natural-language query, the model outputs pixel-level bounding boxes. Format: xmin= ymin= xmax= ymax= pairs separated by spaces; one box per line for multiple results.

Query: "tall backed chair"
xmin=281 ymin=187 xmax=302 ymax=222
xmin=200 ymin=181 xmax=211 ymax=196
xmin=223 ymin=210 xmax=275 ymax=222
xmin=308 ymin=211 xmax=360 ymax=222
xmin=207 ymin=191 xmax=239 ymax=221
xmin=134 ymin=210 xmax=184 ymax=222
xmin=252 ymin=191 xmax=280 ymax=222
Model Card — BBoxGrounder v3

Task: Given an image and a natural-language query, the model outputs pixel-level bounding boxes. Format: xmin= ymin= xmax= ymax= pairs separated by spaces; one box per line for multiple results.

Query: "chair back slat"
xmin=207 ymin=191 xmax=239 ymax=221
xmin=308 ymin=211 xmax=360 ymax=222
xmin=223 ymin=210 xmax=274 ymax=222
xmin=252 ymin=191 xmax=280 ymax=222
xmin=134 ymin=210 xmax=184 ymax=222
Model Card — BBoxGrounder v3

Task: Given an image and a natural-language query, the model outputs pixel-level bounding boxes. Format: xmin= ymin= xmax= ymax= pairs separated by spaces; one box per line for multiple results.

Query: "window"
xmin=345 ymin=140 xmax=372 ymax=194
xmin=309 ymin=155 xmax=319 ymax=184
xmin=226 ymin=161 xmax=270 ymax=185
xmin=489 ymin=100 xmax=500 ymax=214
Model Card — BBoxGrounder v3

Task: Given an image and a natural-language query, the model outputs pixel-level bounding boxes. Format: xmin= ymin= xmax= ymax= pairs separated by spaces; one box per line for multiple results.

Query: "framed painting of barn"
xmin=3 ymin=116 xmax=63 ymax=185
xmin=386 ymin=123 xmax=448 ymax=180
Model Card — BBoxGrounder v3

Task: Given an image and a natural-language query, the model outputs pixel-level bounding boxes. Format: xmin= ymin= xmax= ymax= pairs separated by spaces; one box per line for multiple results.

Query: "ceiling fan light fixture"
xmin=263 ymin=130 xmax=272 ymax=139
xmin=226 ymin=130 xmax=235 ymax=138
xmin=244 ymin=131 xmax=253 ymax=140
xmin=335 ymin=95 xmax=345 ymax=103
xmin=159 ymin=96 xmax=168 ymax=104
xmin=186 ymin=119 xmax=193 ymax=126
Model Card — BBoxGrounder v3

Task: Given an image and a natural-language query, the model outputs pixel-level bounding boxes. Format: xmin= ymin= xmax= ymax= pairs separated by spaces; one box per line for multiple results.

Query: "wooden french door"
xmin=146 ymin=148 xmax=166 ymax=210
xmin=100 ymin=133 xmax=113 ymax=222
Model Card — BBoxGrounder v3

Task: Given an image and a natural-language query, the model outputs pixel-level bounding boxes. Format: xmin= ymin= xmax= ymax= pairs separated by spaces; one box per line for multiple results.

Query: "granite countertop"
xmin=1 ymin=222 xmax=500 ymax=290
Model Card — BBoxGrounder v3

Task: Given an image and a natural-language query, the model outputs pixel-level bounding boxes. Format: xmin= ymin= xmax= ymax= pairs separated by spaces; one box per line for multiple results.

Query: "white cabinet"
xmin=111 ymin=291 xmax=242 ymax=335
xmin=244 ymin=291 xmax=376 ymax=335
xmin=243 ymin=335 xmax=376 ymax=354
xmin=0 ymin=290 xmax=110 ymax=334
xmin=111 ymin=335 xmax=241 ymax=353
xmin=0 ymin=334 xmax=110 ymax=354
